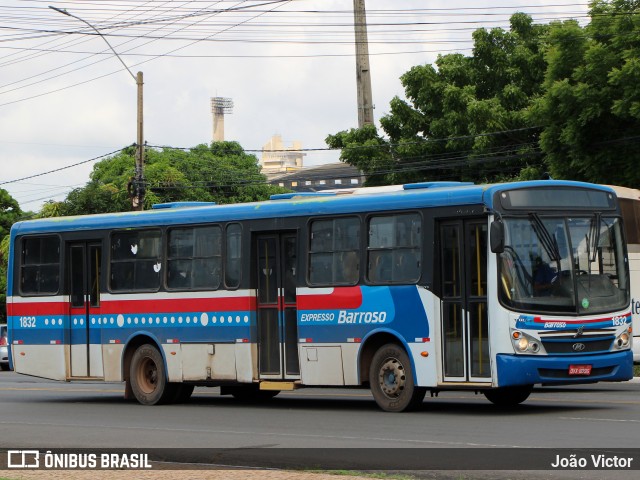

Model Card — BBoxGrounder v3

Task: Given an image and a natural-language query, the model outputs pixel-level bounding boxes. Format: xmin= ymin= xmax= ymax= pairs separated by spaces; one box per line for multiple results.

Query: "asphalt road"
xmin=0 ymin=371 xmax=639 ymax=479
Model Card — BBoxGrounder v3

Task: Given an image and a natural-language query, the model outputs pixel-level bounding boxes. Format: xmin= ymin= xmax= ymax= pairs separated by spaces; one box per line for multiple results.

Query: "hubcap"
xmin=137 ymin=357 xmax=158 ymax=394
xmin=378 ymin=357 xmax=406 ymax=398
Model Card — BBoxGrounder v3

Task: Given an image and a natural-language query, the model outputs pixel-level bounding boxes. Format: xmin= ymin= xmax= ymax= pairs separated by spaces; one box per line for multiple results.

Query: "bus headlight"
xmin=511 ymin=330 xmax=542 ymax=354
xmin=517 ymin=337 xmax=529 ymax=351
xmin=615 ymin=331 xmax=630 ymax=349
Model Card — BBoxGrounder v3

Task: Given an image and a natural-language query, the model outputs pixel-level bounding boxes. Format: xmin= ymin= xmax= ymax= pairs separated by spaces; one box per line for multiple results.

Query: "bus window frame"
xmin=366 ymin=211 xmax=423 ymax=286
xmin=224 ymin=222 xmax=242 ymax=290
xmin=108 ymin=228 xmax=163 ymax=294
xmin=165 ymin=224 xmax=223 ymax=292
xmin=18 ymin=234 xmax=62 ymax=297
xmin=307 ymin=215 xmax=362 ymax=287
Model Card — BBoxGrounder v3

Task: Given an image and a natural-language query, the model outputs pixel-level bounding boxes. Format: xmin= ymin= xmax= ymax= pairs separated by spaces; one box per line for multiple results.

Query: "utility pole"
xmin=135 ymin=72 xmax=144 ymax=210
xmin=50 ymin=6 xmax=145 ymax=211
xmin=353 ymin=0 xmax=374 ymax=127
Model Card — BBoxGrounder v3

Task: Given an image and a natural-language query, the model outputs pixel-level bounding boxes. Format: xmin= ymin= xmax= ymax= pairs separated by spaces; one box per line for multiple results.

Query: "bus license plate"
xmin=569 ymin=365 xmax=592 ymax=375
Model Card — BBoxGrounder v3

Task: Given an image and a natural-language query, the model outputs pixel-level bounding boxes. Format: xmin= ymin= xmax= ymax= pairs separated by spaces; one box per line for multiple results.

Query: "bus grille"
xmin=540 ymin=336 xmax=614 ymax=354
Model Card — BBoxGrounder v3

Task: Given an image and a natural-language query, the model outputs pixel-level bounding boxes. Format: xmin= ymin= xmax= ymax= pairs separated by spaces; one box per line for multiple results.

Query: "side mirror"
xmin=490 ymin=220 xmax=505 ymax=253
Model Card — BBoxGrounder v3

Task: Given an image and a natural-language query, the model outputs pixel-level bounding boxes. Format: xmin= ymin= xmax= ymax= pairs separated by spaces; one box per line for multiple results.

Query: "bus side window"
xmin=20 ymin=236 xmax=60 ymax=295
xmin=225 ymin=224 xmax=242 ymax=289
xmin=110 ymin=230 xmax=161 ymax=292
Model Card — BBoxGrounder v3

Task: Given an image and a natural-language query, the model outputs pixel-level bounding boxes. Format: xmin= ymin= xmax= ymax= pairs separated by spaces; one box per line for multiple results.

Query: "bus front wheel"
xmin=369 ymin=343 xmax=426 ymax=412
xmin=483 ymin=386 xmax=532 ymax=406
xmin=130 ymin=344 xmax=171 ymax=405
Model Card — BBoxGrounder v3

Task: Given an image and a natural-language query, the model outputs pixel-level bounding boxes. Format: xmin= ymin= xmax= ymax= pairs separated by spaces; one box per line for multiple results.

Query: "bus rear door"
xmin=67 ymin=242 xmax=103 ymax=378
xmin=255 ymin=233 xmax=300 ymax=382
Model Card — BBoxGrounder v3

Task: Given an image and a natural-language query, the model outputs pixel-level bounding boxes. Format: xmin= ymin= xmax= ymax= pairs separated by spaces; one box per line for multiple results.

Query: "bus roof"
xmin=10 ymin=179 xmax=612 ymax=237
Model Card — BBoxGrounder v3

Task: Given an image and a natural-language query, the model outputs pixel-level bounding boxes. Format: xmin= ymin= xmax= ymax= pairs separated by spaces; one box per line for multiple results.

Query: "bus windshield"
xmin=499 ymin=214 xmax=628 ymax=314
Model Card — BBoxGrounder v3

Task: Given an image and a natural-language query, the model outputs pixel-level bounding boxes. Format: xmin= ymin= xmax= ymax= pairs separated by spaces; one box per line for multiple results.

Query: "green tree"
xmin=0 ymin=188 xmax=22 ymax=323
xmin=328 ymin=13 xmax=549 ymax=185
xmin=531 ymin=0 xmax=640 ymax=187
xmin=56 ymin=141 xmax=286 ymax=216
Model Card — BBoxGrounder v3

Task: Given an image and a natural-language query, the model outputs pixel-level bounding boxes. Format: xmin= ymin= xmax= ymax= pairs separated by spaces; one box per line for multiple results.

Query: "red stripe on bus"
xmin=98 ymin=297 xmax=257 ymax=314
xmin=7 ymin=302 xmax=67 ymax=316
xmin=8 ymin=297 xmax=256 ymax=316
xmin=297 ymin=286 xmax=363 ymax=310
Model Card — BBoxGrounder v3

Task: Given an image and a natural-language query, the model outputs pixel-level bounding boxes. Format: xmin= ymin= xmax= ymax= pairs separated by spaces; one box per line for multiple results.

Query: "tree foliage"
xmin=329 ymin=2 xmax=640 ymax=188
xmin=531 ymin=0 xmax=640 ymax=186
xmin=0 ymin=188 xmax=22 ymax=322
xmin=47 ymin=142 xmax=286 ymax=216
xmin=328 ymin=12 xmax=549 ymax=185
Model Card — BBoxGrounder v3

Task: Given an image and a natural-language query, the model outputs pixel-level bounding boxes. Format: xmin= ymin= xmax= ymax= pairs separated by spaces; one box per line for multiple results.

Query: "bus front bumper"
xmin=496 ymin=350 xmax=633 ymax=387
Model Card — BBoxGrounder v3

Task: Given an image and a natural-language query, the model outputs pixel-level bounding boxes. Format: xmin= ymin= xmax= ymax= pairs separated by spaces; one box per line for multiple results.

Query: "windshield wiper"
xmin=589 ymin=213 xmax=601 ymax=263
xmin=529 ymin=213 xmax=561 ymax=269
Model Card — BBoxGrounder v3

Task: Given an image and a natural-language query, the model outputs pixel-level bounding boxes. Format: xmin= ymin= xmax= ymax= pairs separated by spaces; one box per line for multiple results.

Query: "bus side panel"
xmin=417 ymin=288 xmax=438 ymax=385
xmin=297 ymin=285 xmax=434 ymax=387
xmin=103 ymin=344 xmax=125 ymax=382
xmin=11 ymin=345 xmax=67 ymax=381
xmin=300 ymin=345 xmax=345 ymax=385
xmin=234 ymin=342 xmax=255 ymax=383
xmin=181 ymin=343 xmax=236 ymax=381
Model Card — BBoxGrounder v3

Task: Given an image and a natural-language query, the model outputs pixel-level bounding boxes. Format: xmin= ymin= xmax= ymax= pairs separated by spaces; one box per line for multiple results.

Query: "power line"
xmin=0 ymin=147 xmax=124 ymax=186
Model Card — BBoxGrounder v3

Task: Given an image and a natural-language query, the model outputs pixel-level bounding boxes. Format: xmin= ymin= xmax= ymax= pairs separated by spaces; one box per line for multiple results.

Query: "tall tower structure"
xmin=211 ymin=97 xmax=234 ymax=142
xmin=353 ymin=0 xmax=374 ymax=127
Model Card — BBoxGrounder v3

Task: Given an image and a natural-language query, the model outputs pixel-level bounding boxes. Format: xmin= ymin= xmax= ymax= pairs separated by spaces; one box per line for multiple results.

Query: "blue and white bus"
xmin=6 ymin=180 xmax=633 ymax=411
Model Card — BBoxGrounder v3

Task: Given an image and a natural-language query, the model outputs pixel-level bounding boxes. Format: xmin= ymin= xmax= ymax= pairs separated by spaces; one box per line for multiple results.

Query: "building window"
xmin=335 ymin=179 xmax=342 ymax=185
xmin=350 ymin=178 xmax=359 ymax=185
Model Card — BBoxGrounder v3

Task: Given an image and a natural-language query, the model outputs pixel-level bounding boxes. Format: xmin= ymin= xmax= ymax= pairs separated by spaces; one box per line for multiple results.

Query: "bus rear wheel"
xmin=130 ymin=344 xmax=171 ymax=405
xmin=483 ymin=386 xmax=532 ymax=406
xmin=369 ymin=343 xmax=426 ymax=412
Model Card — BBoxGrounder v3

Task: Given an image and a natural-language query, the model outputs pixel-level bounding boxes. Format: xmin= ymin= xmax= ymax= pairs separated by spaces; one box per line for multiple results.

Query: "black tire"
xmin=484 ymin=385 xmax=532 ymax=406
xmin=130 ymin=344 xmax=172 ymax=405
xmin=369 ymin=343 xmax=426 ymax=412
xmin=229 ymin=385 xmax=280 ymax=402
xmin=0 ymin=364 xmax=9 ymax=371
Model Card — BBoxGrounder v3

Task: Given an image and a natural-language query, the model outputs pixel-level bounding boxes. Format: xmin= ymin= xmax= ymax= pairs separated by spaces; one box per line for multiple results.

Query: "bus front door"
xmin=67 ymin=242 xmax=103 ymax=378
xmin=255 ymin=233 xmax=300 ymax=381
xmin=439 ymin=220 xmax=490 ymax=383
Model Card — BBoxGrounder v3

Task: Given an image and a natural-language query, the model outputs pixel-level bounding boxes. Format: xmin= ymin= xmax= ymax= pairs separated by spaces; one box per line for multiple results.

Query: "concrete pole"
xmin=134 ymin=71 xmax=145 ymax=211
xmin=353 ymin=0 xmax=374 ymax=127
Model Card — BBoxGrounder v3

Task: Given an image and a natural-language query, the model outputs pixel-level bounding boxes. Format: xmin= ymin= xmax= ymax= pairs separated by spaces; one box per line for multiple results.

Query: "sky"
xmin=0 ymin=0 xmax=590 ymax=212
